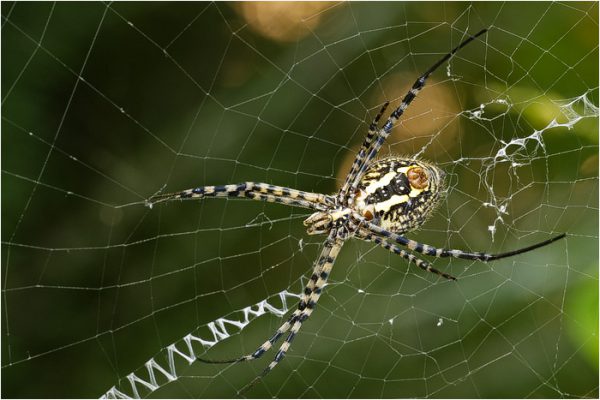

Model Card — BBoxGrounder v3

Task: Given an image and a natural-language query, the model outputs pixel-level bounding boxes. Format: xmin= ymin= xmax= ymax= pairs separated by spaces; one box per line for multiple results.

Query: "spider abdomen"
xmin=354 ymin=156 xmax=445 ymax=234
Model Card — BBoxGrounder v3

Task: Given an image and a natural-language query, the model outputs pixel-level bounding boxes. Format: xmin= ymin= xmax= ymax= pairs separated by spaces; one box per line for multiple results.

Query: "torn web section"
xmin=454 ymin=88 xmax=599 ymax=243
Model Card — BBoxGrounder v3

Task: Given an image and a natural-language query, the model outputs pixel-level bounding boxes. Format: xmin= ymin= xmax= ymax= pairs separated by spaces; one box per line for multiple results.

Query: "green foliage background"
xmin=2 ymin=2 xmax=598 ymax=398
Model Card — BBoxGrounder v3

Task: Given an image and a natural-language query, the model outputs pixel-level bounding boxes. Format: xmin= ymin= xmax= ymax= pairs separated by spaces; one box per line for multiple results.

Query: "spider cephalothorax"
xmin=150 ymin=28 xmax=566 ymax=395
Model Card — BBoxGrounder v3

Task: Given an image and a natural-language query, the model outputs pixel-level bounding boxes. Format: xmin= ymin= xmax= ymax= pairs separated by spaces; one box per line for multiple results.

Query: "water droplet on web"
xmin=437 ymin=318 xmax=443 ymax=327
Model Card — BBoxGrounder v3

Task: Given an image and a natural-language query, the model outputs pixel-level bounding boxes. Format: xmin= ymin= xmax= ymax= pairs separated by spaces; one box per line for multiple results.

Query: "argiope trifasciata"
xmin=150 ymin=28 xmax=565 ymax=394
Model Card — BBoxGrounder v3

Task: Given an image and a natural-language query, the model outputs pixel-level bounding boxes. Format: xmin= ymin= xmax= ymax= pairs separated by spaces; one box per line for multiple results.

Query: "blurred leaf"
xmin=565 ymin=273 xmax=599 ymax=371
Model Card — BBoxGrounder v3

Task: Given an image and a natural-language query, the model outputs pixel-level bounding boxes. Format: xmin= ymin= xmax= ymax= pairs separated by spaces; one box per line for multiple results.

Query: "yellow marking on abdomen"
xmin=374 ymin=194 xmax=409 ymax=213
xmin=363 ymin=171 xmax=397 ymax=195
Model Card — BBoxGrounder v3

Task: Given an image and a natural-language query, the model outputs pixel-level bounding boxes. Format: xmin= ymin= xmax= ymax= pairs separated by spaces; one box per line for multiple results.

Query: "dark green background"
xmin=2 ymin=2 xmax=598 ymax=398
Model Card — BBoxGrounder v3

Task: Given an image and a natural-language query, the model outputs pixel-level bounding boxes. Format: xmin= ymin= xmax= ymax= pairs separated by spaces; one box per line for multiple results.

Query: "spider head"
xmin=354 ymin=157 xmax=446 ymax=234
xmin=303 ymin=208 xmax=352 ymax=235
xmin=303 ymin=212 xmax=333 ymax=235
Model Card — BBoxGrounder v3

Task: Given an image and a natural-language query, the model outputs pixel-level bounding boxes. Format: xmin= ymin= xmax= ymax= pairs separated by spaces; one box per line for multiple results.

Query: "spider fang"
xmin=303 ymin=211 xmax=332 ymax=235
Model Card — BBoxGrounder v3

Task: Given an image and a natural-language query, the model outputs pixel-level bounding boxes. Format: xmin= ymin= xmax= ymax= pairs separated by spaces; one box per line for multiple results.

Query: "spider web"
xmin=2 ymin=2 xmax=598 ymax=398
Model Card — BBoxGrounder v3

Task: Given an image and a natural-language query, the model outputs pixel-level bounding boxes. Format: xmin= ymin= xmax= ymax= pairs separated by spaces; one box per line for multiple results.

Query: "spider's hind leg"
xmin=337 ymin=101 xmax=390 ymax=204
xmin=358 ymin=229 xmax=456 ymax=280
xmin=365 ymin=221 xmax=566 ymax=263
xmin=344 ymin=29 xmax=489 ymax=205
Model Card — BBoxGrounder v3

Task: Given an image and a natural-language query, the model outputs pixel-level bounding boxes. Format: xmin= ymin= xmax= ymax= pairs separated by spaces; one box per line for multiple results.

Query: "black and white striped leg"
xmin=358 ymin=229 xmax=456 ymax=280
xmin=365 ymin=221 xmax=566 ymax=262
xmin=346 ymin=29 xmax=488 ymax=205
xmin=337 ymin=101 xmax=389 ymax=204
xmin=149 ymin=182 xmax=334 ymax=211
xmin=196 ymin=313 xmax=298 ymax=365
xmin=237 ymin=232 xmax=344 ymax=395
xmin=196 ymin=243 xmax=334 ymax=366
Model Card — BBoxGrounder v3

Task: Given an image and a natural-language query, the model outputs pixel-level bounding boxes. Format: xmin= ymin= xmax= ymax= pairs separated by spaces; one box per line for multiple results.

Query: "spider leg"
xmin=346 ymin=29 xmax=488 ymax=205
xmin=365 ymin=220 xmax=566 ymax=262
xmin=357 ymin=229 xmax=456 ymax=280
xmin=196 ymin=231 xmax=343 ymax=393
xmin=237 ymin=232 xmax=344 ymax=395
xmin=337 ymin=101 xmax=389 ymax=204
xmin=196 ymin=313 xmax=298 ymax=364
xmin=149 ymin=182 xmax=334 ymax=211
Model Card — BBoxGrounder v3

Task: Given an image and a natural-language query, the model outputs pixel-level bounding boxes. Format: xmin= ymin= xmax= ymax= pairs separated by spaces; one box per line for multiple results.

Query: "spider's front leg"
xmin=197 ymin=230 xmax=344 ymax=395
xmin=252 ymin=235 xmax=343 ymax=370
xmin=149 ymin=182 xmax=335 ymax=211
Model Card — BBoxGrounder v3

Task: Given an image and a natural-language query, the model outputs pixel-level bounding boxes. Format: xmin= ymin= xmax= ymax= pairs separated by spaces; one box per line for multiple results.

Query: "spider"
xmin=150 ymin=28 xmax=565 ymax=394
